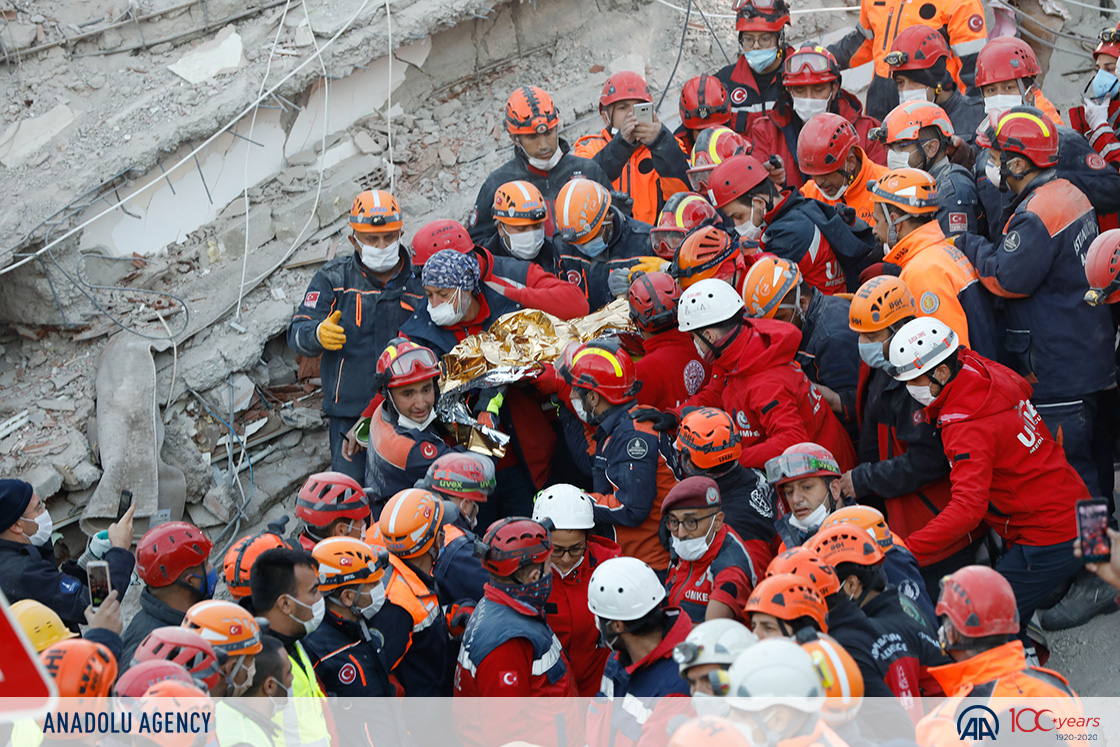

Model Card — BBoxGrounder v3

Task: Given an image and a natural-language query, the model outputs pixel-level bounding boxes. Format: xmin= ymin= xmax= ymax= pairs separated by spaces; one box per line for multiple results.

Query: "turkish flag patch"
xmin=304 ymin=291 xmax=320 ymax=308
xmin=499 ymin=671 xmax=520 ymax=688
xmin=948 ymin=212 xmax=967 ymax=232
xmin=421 ymin=442 xmax=438 ymax=459
xmin=967 ymin=14 xmax=983 ymax=31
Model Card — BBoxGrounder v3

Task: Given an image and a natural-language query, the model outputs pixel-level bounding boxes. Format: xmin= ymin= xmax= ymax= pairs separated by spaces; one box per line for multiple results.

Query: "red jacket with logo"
xmin=665 ymin=525 xmax=757 ymax=624
xmin=635 ymin=329 xmax=711 ymax=411
xmin=908 ymin=349 xmax=1084 ymax=564
xmin=682 ymin=319 xmax=857 ymax=472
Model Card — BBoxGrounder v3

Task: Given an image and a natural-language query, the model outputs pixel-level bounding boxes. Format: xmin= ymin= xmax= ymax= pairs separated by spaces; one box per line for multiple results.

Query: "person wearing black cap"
xmin=663 ymin=476 xmax=759 ymax=625
xmin=0 ymin=479 xmax=136 ymax=627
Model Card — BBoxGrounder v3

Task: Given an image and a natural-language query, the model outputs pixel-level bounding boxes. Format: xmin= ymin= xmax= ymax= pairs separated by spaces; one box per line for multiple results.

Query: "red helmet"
xmin=1096 ymin=32 xmax=1120 ymax=60
xmin=992 ymin=106 xmax=1058 ymax=168
xmin=223 ymin=531 xmax=294 ymax=598
xmin=936 ymin=565 xmax=1020 ymax=638
xmin=797 ymin=113 xmax=858 ymax=176
xmin=651 ymin=192 xmax=719 ymax=259
xmin=295 ymin=471 xmax=370 ymax=528
xmin=975 ymin=37 xmax=1040 ymax=87
xmin=565 ymin=338 xmax=640 ymax=404
xmin=706 ymin=154 xmax=770 ymax=209
xmin=688 ymin=127 xmax=753 ymax=191
xmin=411 ymin=220 xmax=472 ymax=266
xmin=376 ymin=339 xmax=441 ymax=388
xmin=733 ymin=0 xmax=790 ymax=32
xmin=628 ymin=272 xmax=682 ymax=333
xmin=764 ymin=442 xmax=840 ymax=488
xmin=783 ymin=46 xmax=839 ymax=88
xmin=416 ymin=452 xmax=496 ymax=503
xmin=132 ymin=627 xmax=221 ymax=691
xmin=505 ymin=86 xmax=559 ymax=134
xmin=114 ymin=659 xmax=194 ymax=697
xmin=476 ymin=517 xmax=552 ymax=576
xmin=1084 ymin=228 xmax=1120 ymax=305
xmin=679 ymin=74 xmax=730 ymax=129
xmin=886 ymin=25 xmax=950 ymax=72
xmin=136 ymin=522 xmax=214 ymax=588
xmin=136 ymin=681 xmax=212 ymax=747
xmin=601 ymin=71 xmax=652 ymax=108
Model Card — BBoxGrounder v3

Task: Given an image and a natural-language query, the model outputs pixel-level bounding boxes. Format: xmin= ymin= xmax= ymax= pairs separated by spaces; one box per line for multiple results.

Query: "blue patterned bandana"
xmin=422 ymin=249 xmax=480 ymax=292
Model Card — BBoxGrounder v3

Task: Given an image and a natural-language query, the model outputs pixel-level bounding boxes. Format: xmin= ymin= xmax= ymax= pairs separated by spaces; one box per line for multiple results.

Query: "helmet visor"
xmin=786 ymin=50 xmax=833 ymax=75
xmin=732 ymin=0 xmax=779 ymax=11
xmin=764 ymin=453 xmax=840 ymax=484
xmin=388 ymin=347 xmax=440 ymax=379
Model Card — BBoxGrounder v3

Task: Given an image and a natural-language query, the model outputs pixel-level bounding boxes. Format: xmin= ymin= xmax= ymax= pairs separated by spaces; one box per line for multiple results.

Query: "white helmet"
xmin=532 ymin=484 xmax=595 ymax=530
xmin=887 ymin=317 xmax=959 ymax=382
xmin=587 ymin=557 xmax=666 ymax=621
xmin=674 ymin=619 xmax=759 ymax=675
xmin=678 ymin=278 xmax=744 ymax=332
xmin=727 ymin=639 xmax=824 ymax=713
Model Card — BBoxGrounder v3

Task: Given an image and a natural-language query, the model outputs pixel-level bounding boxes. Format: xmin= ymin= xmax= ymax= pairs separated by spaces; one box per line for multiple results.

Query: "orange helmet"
xmin=688 ymin=126 xmax=753 ymax=191
xmin=821 ymin=506 xmax=895 ymax=552
xmin=651 ymin=192 xmax=719 ymax=260
xmin=848 ymin=275 xmax=917 ymax=332
xmin=600 ymin=71 xmax=652 ymax=107
xmin=873 ymin=100 xmax=954 ymax=144
xmin=379 ymin=488 xmax=455 ymax=559
xmin=137 ymin=681 xmax=212 ymax=747
xmin=493 ymin=180 xmax=548 ymax=226
xmin=674 ymin=226 xmax=737 ymax=289
xmin=868 ymin=168 xmax=938 ymax=216
xmin=766 ymin=546 xmax=842 ymax=597
xmin=349 ymin=190 xmax=402 ymax=234
xmin=745 ymin=573 xmax=829 ymax=632
xmin=798 ymin=630 xmax=864 ymax=725
xmin=181 ymin=600 xmax=263 ymax=657
xmin=555 ymin=179 xmax=612 ymax=244
xmin=313 ymin=536 xmax=386 ymax=592
xmin=669 ymin=716 xmax=751 ymax=747
xmin=676 ymin=407 xmax=742 ymax=470
xmin=808 ymin=524 xmax=886 ymax=568
xmin=505 ymin=86 xmax=559 ymax=135
xmin=40 ymin=639 xmax=118 ymax=698
xmin=739 ymin=255 xmax=802 ymax=319
xmin=223 ymin=531 xmax=294 ymax=598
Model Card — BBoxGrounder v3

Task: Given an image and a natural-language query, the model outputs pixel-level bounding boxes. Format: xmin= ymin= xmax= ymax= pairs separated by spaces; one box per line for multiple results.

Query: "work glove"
xmin=628 ymin=256 xmax=670 ymax=283
xmin=77 ymin=530 xmax=112 ymax=571
xmin=608 ymin=268 xmax=633 ymax=297
xmin=316 ymin=310 xmax=347 ymax=350
xmin=630 ymin=407 xmax=678 ymax=433
xmin=611 ymin=191 xmax=635 ymax=218
xmin=1083 ymin=94 xmax=1112 ymax=131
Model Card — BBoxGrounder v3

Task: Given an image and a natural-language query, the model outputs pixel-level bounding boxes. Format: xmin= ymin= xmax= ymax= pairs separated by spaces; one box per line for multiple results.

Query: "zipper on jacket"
xmin=881 ymin=7 xmax=895 ymax=51
xmin=356 ymin=293 xmax=363 ymax=327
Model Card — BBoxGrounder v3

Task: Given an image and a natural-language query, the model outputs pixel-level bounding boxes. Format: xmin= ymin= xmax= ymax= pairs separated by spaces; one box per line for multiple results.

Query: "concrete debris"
xmin=168 ymin=26 xmax=247 ymax=85
xmin=21 ymin=463 xmax=64 ymax=501
xmin=0 ymin=103 xmax=77 ymax=167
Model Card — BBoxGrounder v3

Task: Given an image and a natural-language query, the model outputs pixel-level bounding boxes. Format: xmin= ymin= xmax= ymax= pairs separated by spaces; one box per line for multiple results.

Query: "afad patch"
xmin=948 ymin=212 xmax=967 ymax=233
xmin=967 ymin=13 xmax=983 ymax=31
xmin=339 ymin=662 xmax=357 ymax=685
xmin=626 ymin=437 xmax=649 ymax=459
xmin=1087 ymin=153 xmax=1108 ymax=170
xmin=1003 ymin=231 xmax=1021 ymax=253
xmin=421 ymin=442 xmax=439 ymax=459
xmin=304 ymin=291 xmax=320 ymax=308
xmin=919 ymin=291 xmax=940 ymax=314
xmin=467 ymin=208 xmax=478 ymax=228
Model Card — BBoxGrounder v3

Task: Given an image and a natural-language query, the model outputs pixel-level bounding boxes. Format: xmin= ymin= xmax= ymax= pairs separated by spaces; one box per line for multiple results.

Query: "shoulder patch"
xmin=919 ymin=291 xmax=940 ymax=314
xmin=683 ymin=360 xmax=706 ymax=395
xmin=304 ymin=291 xmax=320 ymax=308
xmin=467 ymin=208 xmax=478 ymax=228
xmin=1087 ymin=153 xmax=1108 ymax=170
xmin=420 ymin=442 xmax=438 ymax=460
xmin=967 ymin=13 xmax=983 ymax=31
xmin=626 ymin=436 xmax=649 ymax=459
xmin=1003 ymin=231 xmax=1021 ymax=253
xmin=60 ymin=576 xmax=81 ymax=594
xmin=948 ymin=212 xmax=967 ymax=233
xmin=339 ymin=662 xmax=357 ymax=685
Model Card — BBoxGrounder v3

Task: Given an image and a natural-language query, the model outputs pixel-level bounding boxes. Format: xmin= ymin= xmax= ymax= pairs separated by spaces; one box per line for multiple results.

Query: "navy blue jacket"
xmin=365 ymin=402 xmax=462 ymax=514
xmin=288 ymin=252 xmax=424 ymax=418
xmin=797 ymin=290 xmax=860 ymax=434
xmin=120 ymin=589 xmax=187 ymax=665
xmin=929 ymin=156 xmax=981 ymax=238
xmin=598 ymin=609 xmax=692 ymax=698
xmin=881 ymin=548 xmax=938 ymax=623
xmin=433 ymin=527 xmax=489 ymax=606
xmin=712 ymin=464 xmax=779 ymax=548
xmin=940 ymin=89 xmax=985 ymax=149
xmin=554 ymin=208 xmax=653 ymax=312
xmin=399 ymin=283 xmax=522 ymax=357
xmin=302 ymin=608 xmax=397 ymax=697
xmin=0 ymin=541 xmax=134 ymax=627
xmin=863 ymin=585 xmax=947 ymax=675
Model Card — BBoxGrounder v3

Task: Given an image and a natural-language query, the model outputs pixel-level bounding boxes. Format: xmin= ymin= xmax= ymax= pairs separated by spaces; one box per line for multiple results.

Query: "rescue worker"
xmin=669 ymin=279 xmax=858 ymax=472
xmin=628 ymin=271 xmax=710 ymax=410
xmin=129 ymin=626 xmax=223 ymax=696
xmin=478 ymin=181 xmax=557 ymax=264
xmin=799 ymin=113 xmax=888 ymax=225
xmin=739 ymin=256 xmax=860 ymax=434
xmin=975 ymin=37 xmax=1062 ymax=124
xmin=531 ymin=484 xmax=621 ymax=696
xmin=676 ymin=74 xmax=732 ymax=154
xmin=573 ymin=71 xmax=690 ymax=224
xmin=673 ymin=618 xmax=757 ymax=699
xmin=886 ymin=25 xmax=985 ymax=150
xmin=714 ymin=0 xmax=793 ymax=135
xmin=744 ymin=572 xmax=830 ymax=641
xmin=751 ymin=47 xmax=886 ymax=191
xmin=121 ymin=521 xmax=211 ymax=664
xmin=827 ymin=0 xmax=986 ymax=120
xmin=421 ymin=453 xmax=495 ymax=604
xmin=868 ymin=167 xmax=994 ymax=355
xmin=916 ymin=566 xmax=1084 ymax=745
xmin=293 ymin=471 xmax=370 ymax=552
xmin=649 ymin=191 xmax=719 ymax=261
xmin=872 ymin=99 xmax=981 ymax=237
xmin=957 ymin=108 xmax=1115 ymax=507
xmin=686 ymin=126 xmax=756 ymax=193
xmin=363 ymin=339 xmax=459 ymax=512
xmin=247 ymin=548 xmax=331 ymax=747
xmin=706 ymin=154 xmax=878 ymax=294
xmin=674 ymin=407 xmax=780 ymax=572
xmin=183 ymin=599 xmax=263 ymax=696
xmin=224 ymin=526 xmax=296 ymax=603
xmin=468 ymin=85 xmax=611 ymax=242
xmin=562 ymin=338 xmax=676 ymax=571
xmin=554 ymin=179 xmax=652 ymax=312
xmin=1070 ymin=32 xmax=1120 ymax=168
xmin=287 ymin=189 xmax=423 ymax=484
xmin=377 ymin=488 xmax=456 ymax=696
xmin=886 ymin=317 xmax=1086 ymax=629
xmin=214 ymin=635 xmax=284 ymax=747
xmin=764 ymin=442 xmax=845 ymax=550
xmin=0 ymin=480 xmax=135 ymax=629
xmin=672 ymin=225 xmax=751 ymax=292
xmin=663 ymin=476 xmax=758 ymax=623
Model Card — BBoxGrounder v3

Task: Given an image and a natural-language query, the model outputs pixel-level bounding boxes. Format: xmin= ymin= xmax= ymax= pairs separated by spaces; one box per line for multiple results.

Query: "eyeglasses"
xmin=552 ymin=544 xmax=586 ymax=558
xmin=764 ymin=453 xmax=840 ymax=483
xmin=665 ymin=511 xmax=719 ymax=532
xmin=740 ymin=33 xmax=778 ymax=50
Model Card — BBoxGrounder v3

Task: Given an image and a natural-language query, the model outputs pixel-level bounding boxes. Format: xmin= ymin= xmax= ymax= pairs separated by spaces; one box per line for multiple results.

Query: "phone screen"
xmin=87 ymin=561 xmax=111 ymax=610
xmin=1077 ymin=500 xmax=1111 ymax=561
xmin=117 ymin=490 xmax=133 ymax=519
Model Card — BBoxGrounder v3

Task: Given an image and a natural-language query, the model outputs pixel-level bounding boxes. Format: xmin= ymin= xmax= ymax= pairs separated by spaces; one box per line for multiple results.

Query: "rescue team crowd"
xmin=6 ymin=0 xmax=1120 ymax=745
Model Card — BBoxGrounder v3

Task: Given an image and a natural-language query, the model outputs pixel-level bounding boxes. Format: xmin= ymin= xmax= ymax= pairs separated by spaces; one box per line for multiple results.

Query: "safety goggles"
xmin=686 ymin=166 xmax=715 ymax=192
xmin=732 ymin=0 xmax=779 ymax=12
xmin=785 ymin=50 xmax=833 ymax=75
xmin=764 ymin=453 xmax=840 ymax=483
xmin=884 ymin=334 xmax=955 ymax=379
xmin=386 ymin=346 xmax=440 ymax=378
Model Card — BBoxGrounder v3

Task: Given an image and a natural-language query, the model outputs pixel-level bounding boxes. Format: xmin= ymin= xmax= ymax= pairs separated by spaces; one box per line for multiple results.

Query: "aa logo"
xmin=957 ymin=704 xmax=999 ymax=741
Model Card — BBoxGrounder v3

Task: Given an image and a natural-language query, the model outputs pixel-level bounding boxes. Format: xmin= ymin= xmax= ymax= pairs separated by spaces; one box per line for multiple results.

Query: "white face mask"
xmin=527 ymin=148 xmax=563 ymax=172
xmin=429 ymin=288 xmax=469 ymax=326
xmin=229 ymin=656 xmax=256 ymax=697
xmin=817 ymin=179 xmax=849 ymax=202
xmin=398 ymin=409 xmax=438 ymax=431
xmin=788 ymin=501 xmax=829 ymax=532
xmin=907 ymin=382 xmax=937 ymax=406
xmin=505 ymin=228 xmax=545 ymax=259
xmin=569 ymin=391 xmax=591 ymax=423
xmin=286 ymin=595 xmax=326 ymax=636
xmin=886 ymin=149 xmax=914 ymax=170
xmin=693 ymin=692 xmax=731 ymax=718
xmin=670 ymin=516 xmax=718 ymax=561
xmin=898 ymin=87 xmax=931 ymax=103
xmin=984 ymin=93 xmax=1023 ymax=116
xmin=791 ymin=96 xmax=830 ymax=123
xmin=360 ymin=240 xmax=401 ymax=272
xmin=735 ymin=221 xmax=762 ymax=240
xmin=357 ymin=583 xmax=387 ymax=619
xmin=554 ymin=554 xmax=585 ymax=579
xmin=25 ymin=510 xmax=53 ymax=546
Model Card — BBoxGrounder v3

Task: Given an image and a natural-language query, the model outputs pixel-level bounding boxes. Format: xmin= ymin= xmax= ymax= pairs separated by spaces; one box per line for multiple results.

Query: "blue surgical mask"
xmin=184 ymin=567 xmax=218 ymax=599
xmin=744 ymin=48 xmax=778 ymax=73
xmin=858 ymin=341 xmax=887 ymax=369
xmin=1091 ymin=69 xmax=1120 ymax=100
xmin=580 ymin=236 xmax=609 ymax=258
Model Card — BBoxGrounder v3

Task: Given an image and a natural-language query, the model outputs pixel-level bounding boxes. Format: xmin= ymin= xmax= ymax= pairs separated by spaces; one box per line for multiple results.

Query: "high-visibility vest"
xmin=216 ymin=702 xmax=275 ymax=747
xmin=10 ymin=720 xmax=43 ymax=747
xmin=384 ymin=554 xmax=441 ymax=635
xmin=272 ymin=640 xmax=330 ymax=747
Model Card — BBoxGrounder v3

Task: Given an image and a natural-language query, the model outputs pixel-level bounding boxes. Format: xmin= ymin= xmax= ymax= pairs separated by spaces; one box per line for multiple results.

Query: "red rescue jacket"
xmin=635 ymin=329 xmax=711 ymax=411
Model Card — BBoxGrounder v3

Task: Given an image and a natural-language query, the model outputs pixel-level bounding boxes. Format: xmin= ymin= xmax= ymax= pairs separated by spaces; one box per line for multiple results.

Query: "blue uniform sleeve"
xmin=469 ymin=174 xmax=501 ymax=242
xmin=957 ymin=211 xmax=1054 ymax=298
xmin=84 ymin=628 xmax=125 ymax=666
xmin=17 ymin=557 xmax=92 ymax=625
xmin=591 ymin=429 xmax=660 ymax=527
xmin=288 ymin=268 xmax=339 ymax=357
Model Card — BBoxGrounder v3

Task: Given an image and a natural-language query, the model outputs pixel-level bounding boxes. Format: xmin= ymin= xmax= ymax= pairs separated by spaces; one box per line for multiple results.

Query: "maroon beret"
xmin=661 ymin=476 xmax=721 ymax=514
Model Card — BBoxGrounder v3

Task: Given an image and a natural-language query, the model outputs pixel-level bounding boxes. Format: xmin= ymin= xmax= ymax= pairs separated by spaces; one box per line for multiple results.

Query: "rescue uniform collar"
xmin=483 ymin=582 xmax=546 ymax=619
xmin=138 ymin=588 xmax=189 ymax=626
xmin=621 ymin=607 xmax=691 ymax=675
xmin=593 ymin=400 xmax=641 ymax=440
xmin=1007 ymin=166 xmax=1059 ymax=209
xmin=927 ymin=640 xmax=1027 ymax=695
xmin=514 ymin=137 xmax=573 ymax=175
xmin=883 ymin=220 xmax=948 ymax=267
xmin=354 ymin=248 xmax=412 ymax=288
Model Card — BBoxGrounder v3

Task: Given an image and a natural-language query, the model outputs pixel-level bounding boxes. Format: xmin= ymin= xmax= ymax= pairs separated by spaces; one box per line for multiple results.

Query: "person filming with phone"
xmin=0 ymin=478 xmax=135 ymax=628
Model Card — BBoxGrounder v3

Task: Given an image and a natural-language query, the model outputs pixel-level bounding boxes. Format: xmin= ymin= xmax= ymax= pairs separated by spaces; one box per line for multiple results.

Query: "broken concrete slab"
xmin=0 ymin=103 xmax=77 ymax=168
xmin=21 ymin=463 xmax=64 ymax=500
xmin=220 ymin=209 xmax=276 ymax=260
xmin=168 ymin=26 xmax=247 ymax=85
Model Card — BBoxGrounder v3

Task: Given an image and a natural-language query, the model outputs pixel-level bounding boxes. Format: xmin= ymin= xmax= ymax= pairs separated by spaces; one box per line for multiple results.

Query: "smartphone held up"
xmin=87 ymin=560 xmax=112 ymax=612
xmin=1076 ymin=498 xmax=1112 ymax=563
